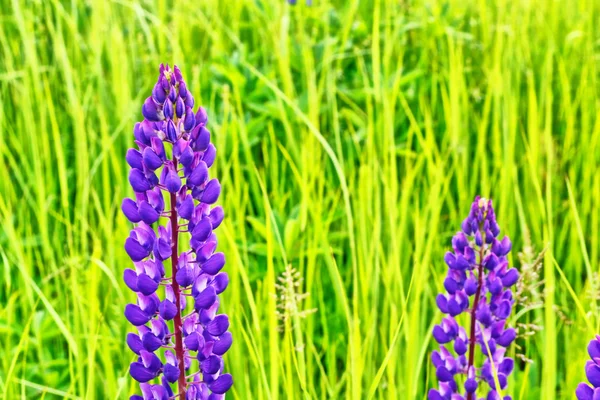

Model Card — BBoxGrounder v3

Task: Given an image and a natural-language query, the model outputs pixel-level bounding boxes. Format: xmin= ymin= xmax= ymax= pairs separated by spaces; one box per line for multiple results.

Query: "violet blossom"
xmin=122 ymin=64 xmax=233 ymax=399
xmin=429 ymin=196 xmax=519 ymax=400
xmin=575 ymin=336 xmax=600 ymax=399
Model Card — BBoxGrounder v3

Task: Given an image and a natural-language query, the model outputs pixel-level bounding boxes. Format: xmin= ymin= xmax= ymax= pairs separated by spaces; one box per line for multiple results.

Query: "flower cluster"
xmin=576 ymin=336 xmax=600 ymax=399
xmin=122 ymin=64 xmax=233 ymax=399
xmin=429 ymin=197 xmax=519 ymax=400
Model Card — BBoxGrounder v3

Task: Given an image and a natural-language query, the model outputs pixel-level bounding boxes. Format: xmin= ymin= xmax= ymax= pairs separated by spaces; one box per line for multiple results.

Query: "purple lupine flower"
xmin=429 ymin=196 xmax=518 ymax=400
xmin=576 ymin=336 xmax=600 ymax=399
xmin=122 ymin=64 xmax=233 ymax=399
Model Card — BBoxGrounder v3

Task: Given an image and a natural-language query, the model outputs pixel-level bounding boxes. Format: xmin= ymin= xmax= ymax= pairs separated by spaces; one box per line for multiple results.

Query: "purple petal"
xmin=163 ymin=363 xmax=180 ymax=383
xmin=443 ymin=252 xmax=456 ymax=269
xmin=207 ymin=315 xmax=229 ymax=336
xmin=165 ymin=170 xmax=182 ymax=193
xmin=202 ymin=253 xmax=225 ymax=275
xmin=464 ymin=277 xmax=478 ymax=296
xmin=141 ymin=331 xmax=163 ymax=352
xmin=209 ymin=206 xmax=224 ymax=229
xmin=201 ymin=355 xmax=221 ymax=374
xmin=129 ymin=362 xmax=156 ymax=383
xmin=154 ymin=237 xmax=172 ymax=261
xmin=196 ymin=126 xmax=210 ymax=151
xmin=499 ymin=357 xmax=514 ymax=375
xmin=436 ymin=294 xmax=448 ymax=314
xmin=494 ymin=299 xmax=512 ymax=319
xmin=195 ymin=106 xmax=208 ymax=126
xmin=125 ymin=304 xmax=151 ymax=326
xmin=176 ymin=266 xmax=195 ymax=287
xmin=124 ymin=269 xmax=139 ymax=292
xmin=201 ymin=179 xmax=221 ymax=204
xmin=577 ymin=383 xmax=594 ymax=400
xmin=183 ymin=107 xmax=195 ymax=132
xmin=138 ymin=201 xmax=160 ymax=225
xmin=122 ymin=198 xmax=141 ymax=223
xmin=502 ymin=269 xmax=519 ymax=287
xmin=178 ymin=195 xmax=194 ymax=220
xmin=196 ymin=241 xmax=217 ymax=262
xmin=212 ymin=273 xmax=229 ymax=294
xmin=147 ymin=188 xmax=165 ymax=213
xmin=443 ymin=276 xmax=459 ymax=294
xmin=453 ymin=254 xmax=470 ymax=270
xmin=166 ymin=119 xmax=177 ymax=142
xmin=179 ymin=81 xmax=188 ymax=97
xmin=195 ymin=286 xmax=217 ymax=310
xmin=168 ymin=85 xmax=176 ymax=102
xmin=151 ymin=137 xmax=166 ymax=160
xmin=152 ymin=82 xmax=167 ymax=103
xmin=587 ymin=364 xmax=600 ymax=387
xmin=164 ymin=99 xmax=174 ymax=120
xmin=428 ymin=389 xmax=444 ymax=400
xmin=202 ymin=144 xmax=216 ymax=167
xmin=133 ymin=121 xmax=145 ymax=144
xmin=465 ymin=378 xmax=478 ymax=393
xmin=125 ymin=237 xmax=150 ymax=262
xmin=138 ymin=293 xmax=160 ymax=316
xmin=137 ymin=273 xmax=159 ymax=296
xmin=126 ymin=149 xmax=144 ymax=170
xmin=143 ymin=147 xmax=163 ymax=170
xmin=483 ymin=253 xmax=499 ymax=270
xmin=176 ymin=97 xmax=185 ymax=118
xmin=454 ymin=337 xmax=467 ymax=355
xmin=213 ymin=331 xmax=233 ymax=355
xmin=184 ymin=92 xmax=194 ymax=108
xmin=488 ymin=278 xmax=502 ymax=295
xmin=436 ymin=366 xmax=453 ymax=382
xmin=589 ymin=340 xmax=600 ymax=361
xmin=180 ymin=146 xmax=194 ymax=169
xmin=126 ymin=332 xmax=143 ymax=354
xmin=187 ymin=161 xmax=208 ymax=187
xmin=159 ymin=299 xmax=177 ymax=320
xmin=192 ymin=218 xmax=212 ymax=242
xmin=142 ymin=97 xmax=162 ymax=122
xmin=447 ymin=298 xmax=462 ymax=317
xmin=129 ymin=169 xmax=152 ymax=193
xmin=140 ymin=350 xmax=163 ymax=371
xmin=208 ymin=373 xmax=233 ymax=395
xmin=184 ymin=332 xmax=202 ymax=351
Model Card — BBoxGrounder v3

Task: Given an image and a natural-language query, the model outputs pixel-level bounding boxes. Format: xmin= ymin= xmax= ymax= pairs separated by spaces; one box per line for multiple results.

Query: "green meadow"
xmin=0 ymin=0 xmax=599 ymax=398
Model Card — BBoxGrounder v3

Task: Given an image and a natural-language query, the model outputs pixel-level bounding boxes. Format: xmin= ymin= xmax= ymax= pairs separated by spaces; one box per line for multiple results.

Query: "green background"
xmin=0 ymin=0 xmax=599 ymax=398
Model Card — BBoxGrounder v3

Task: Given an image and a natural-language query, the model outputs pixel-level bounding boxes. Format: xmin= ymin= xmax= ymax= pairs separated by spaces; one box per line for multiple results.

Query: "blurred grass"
xmin=0 ymin=0 xmax=599 ymax=398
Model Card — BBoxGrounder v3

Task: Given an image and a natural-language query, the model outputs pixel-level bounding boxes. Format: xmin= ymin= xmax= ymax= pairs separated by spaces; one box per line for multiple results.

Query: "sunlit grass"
xmin=0 ymin=0 xmax=598 ymax=398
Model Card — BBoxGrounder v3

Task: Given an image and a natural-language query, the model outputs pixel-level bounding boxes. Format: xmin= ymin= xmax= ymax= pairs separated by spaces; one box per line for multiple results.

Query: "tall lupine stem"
xmin=429 ymin=197 xmax=519 ymax=400
xmin=465 ymin=240 xmax=485 ymax=400
xmin=169 ymin=177 xmax=186 ymax=394
xmin=122 ymin=64 xmax=233 ymax=400
xmin=575 ymin=336 xmax=600 ymax=399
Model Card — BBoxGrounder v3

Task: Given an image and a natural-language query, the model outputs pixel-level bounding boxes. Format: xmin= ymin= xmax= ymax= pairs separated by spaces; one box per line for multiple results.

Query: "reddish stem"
xmin=466 ymin=240 xmax=485 ymax=400
xmin=169 ymin=159 xmax=187 ymax=394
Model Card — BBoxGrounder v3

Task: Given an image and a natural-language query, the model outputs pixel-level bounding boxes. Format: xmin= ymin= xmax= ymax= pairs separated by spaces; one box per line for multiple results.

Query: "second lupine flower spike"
xmin=576 ymin=336 xmax=600 ymax=399
xmin=429 ymin=196 xmax=519 ymax=400
xmin=122 ymin=64 xmax=233 ymax=399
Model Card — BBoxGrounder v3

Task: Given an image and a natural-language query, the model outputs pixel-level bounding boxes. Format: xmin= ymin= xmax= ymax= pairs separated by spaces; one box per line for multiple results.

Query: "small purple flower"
xmin=429 ymin=196 xmax=519 ymax=400
xmin=576 ymin=336 xmax=600 ymax=399
xmin=123 ymin=64 xmax=232 ymax=399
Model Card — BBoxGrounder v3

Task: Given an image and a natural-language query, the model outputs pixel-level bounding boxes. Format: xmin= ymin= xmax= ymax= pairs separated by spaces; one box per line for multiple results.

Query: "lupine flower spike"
xmin=575 ymin=336 xmax=600 ymax=399
xmin=429 ymin=196 xmax=519 ymax=400
xmin=122 ymin=64 xmax=233 ymax=399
